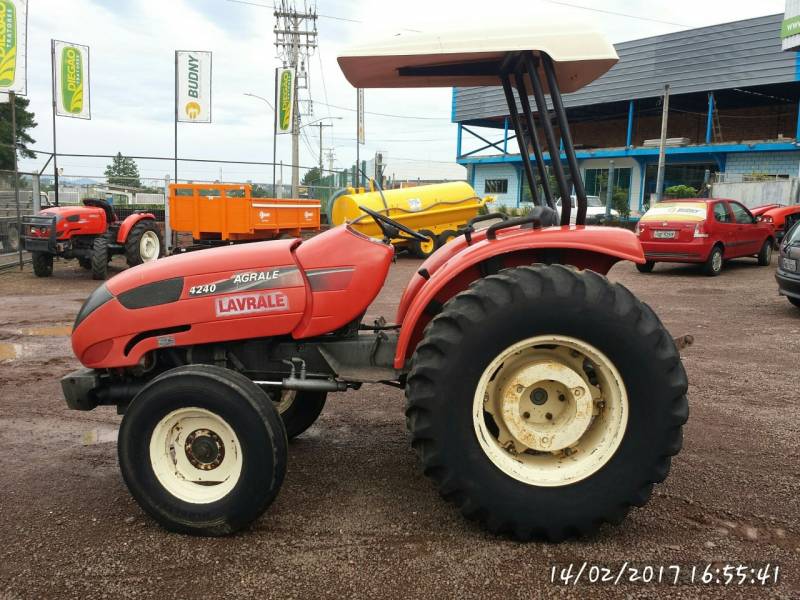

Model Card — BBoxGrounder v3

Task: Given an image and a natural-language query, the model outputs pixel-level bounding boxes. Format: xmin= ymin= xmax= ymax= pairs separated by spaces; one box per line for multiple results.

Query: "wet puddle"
xmin=19 ymin=326 xmax=72 ymax=337
xmin=0 ymin=342 xmax=21 ymax=361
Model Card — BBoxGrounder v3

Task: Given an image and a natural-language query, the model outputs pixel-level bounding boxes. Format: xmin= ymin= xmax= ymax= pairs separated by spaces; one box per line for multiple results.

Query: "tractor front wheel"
xmin=272 ymin=390 xmax=327 ymax=440
xmin=405 ymin=265 xmax=688 ymax=541
xmin=91 ymin=237 xmax=108 ymax=280
xmin=118 ymin=365 xmax=288 ymax=536
xmin=125 ymin=221 xmax=163 ymax=267
xmin=32 ymin=252 xmax=53 ymax=277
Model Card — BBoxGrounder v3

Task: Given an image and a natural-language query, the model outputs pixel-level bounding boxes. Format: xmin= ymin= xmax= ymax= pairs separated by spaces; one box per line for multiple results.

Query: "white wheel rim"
xmin=765 ymin=244 xmax=772 ymax=262
xmin=139 ymin=231 xmax=160 ymax=262
xmin=473 ymin=335 xmax=628 ymax=487
xmin=149 ymin=407 xmax=243 ymax=504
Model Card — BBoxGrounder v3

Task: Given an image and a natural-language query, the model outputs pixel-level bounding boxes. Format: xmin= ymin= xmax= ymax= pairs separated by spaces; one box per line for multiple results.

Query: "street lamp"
xmin=244 ymin=92 xmax=277 ymax=195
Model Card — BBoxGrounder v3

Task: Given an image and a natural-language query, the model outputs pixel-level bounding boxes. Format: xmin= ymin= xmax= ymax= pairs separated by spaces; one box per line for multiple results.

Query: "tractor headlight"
xmin=74 ymin=284 xmax=114 ymax=330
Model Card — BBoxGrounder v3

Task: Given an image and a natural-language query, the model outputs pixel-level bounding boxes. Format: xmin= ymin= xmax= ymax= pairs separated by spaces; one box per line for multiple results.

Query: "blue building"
xmin=453 ymin=14 xmax=800 ymax=211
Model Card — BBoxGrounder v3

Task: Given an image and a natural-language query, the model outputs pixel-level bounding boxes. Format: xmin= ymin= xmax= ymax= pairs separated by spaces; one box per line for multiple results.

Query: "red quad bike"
xmin=62 ymin=27 xmax=689 ymax=541
xmin=22 ymin=198 xmax=163 ymax=279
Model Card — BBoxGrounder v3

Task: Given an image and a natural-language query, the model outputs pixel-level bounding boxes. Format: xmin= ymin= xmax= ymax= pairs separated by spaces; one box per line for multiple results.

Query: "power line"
xmin=539 ymin=0 xmax=693 ymax=28
xmin=225 ymin=0 xmax=362 ymax=23
xmin=314 ymin=100 xmax=449 ymax=120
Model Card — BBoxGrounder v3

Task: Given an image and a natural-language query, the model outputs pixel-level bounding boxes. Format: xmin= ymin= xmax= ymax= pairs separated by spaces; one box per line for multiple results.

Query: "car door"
xmin=711 ymin=201 xmax=737 ymax=253
xmin=729 ymin=201 xmax=760 ymax=256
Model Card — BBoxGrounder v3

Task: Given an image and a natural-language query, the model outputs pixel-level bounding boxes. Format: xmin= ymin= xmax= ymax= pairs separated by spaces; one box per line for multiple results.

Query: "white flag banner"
xmin=54 ymin=40 xmax=90 ymax=119
xmin=276 ymin=67 xmax=295 ymax=134
xmin=176 ymin=50 xmax=212 ymax=123
xmin=0 ymin=0 xmax=27 ymax=94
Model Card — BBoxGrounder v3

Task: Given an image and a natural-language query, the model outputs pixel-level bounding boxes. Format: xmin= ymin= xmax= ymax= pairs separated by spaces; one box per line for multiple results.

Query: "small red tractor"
xmin=22 ymin=198 xmax=163 ymax=279
xmin=61 ymin=26 xmax=688 ymax=541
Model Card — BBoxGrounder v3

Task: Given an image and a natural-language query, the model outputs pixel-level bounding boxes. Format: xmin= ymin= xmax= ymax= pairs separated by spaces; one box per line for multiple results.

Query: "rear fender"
xmin=393 ymin=225 xmax=644 ymax=369
xmin=117 ymin=213 xmax=157 ymax=244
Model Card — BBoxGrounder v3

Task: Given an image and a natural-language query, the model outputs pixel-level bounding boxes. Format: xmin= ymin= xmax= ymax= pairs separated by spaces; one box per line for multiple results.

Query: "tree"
xmin=0 ymin=95 xmax=37 ymax=171
xmin=104 ymin=152 xmax=141 ymax=188
xmin=302 ymin=167 xmax=321 ymax=186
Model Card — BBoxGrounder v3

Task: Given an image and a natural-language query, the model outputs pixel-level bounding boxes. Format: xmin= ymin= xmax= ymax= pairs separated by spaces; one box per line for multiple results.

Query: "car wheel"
xmin=703 ymin=245 xmax=723 ymax=276
xmin=636 ymin=261 xmax=655 ymax=274
xmin=757 ymin=239 xmax=773 ymax=266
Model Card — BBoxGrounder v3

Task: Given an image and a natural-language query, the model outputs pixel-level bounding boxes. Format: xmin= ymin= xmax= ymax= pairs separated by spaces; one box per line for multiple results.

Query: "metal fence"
xmin=0 ymin=170 xmax=39 ymax=269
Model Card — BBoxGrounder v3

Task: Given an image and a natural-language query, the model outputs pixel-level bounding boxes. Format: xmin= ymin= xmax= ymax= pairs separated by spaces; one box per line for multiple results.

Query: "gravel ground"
xmin=0 ymin=252 xmax=798 ymax=599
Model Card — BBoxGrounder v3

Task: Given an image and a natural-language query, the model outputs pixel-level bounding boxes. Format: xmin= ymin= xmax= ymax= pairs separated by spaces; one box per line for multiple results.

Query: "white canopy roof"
xmin=337 ymin=23 xmax=618 ymax=93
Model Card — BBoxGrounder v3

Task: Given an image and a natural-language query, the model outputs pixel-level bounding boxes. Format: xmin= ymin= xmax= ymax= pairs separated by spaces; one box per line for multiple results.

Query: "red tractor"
xmin=61 ymin=27 xmax=688 ymax=541
xmin=22 ymin=198 xmax=163 ymax=279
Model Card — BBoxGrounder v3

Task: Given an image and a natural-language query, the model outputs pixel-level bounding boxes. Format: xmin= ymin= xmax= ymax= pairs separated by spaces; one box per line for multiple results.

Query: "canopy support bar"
xmin=513 ymin=69 xmax=554 ymax=209
xmin=541 ymin=53 xmax=588 ymax=225
xmin=500 ymin=67 xmax=542 ymax=207
xmin=523 ymin=53 xmax=573 ymax=225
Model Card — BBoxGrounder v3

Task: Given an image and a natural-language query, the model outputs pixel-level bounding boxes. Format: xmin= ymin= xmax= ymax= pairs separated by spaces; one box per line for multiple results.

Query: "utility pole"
xmin=655 ymin=84 xmax=670 ymax=203
xmin=274 ymin=1 xmax=317 ymax=198
xmin=309 ymin=122 xmax=333 ymax=174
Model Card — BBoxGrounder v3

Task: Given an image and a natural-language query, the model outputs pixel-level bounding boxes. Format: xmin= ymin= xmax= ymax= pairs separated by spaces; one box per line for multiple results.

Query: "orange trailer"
xmin=168 ymin=183 xmax=321 ymax=242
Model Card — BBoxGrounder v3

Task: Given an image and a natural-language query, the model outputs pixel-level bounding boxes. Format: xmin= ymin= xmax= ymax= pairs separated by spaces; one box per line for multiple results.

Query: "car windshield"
xmin=785 ymin=222 xmax=800 ymax=245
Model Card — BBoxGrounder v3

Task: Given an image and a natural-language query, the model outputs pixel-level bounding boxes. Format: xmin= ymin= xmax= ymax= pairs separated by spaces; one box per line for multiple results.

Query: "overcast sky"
xmin=16 ymin=0 xmax=788 ymax=186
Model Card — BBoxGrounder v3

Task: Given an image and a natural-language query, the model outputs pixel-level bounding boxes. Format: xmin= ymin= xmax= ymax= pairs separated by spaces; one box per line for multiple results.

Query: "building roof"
xmin=454 ymin=14 xmax=796 ymax=125
xmin=337 ymin=22 xmax=617 ymax=92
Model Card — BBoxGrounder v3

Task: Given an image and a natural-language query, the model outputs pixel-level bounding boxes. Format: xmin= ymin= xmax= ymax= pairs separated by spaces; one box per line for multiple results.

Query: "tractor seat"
xmin=83 ymin=198 xmax=119 ymax=223
xmin=531 ymin=205 xmax=559 ymax=227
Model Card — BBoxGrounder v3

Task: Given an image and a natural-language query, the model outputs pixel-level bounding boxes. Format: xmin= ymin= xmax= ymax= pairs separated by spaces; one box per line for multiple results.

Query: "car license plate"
xmin=780 ymin=257 xmax=797 ymax=272
xmin=653 ymin=230 xmax=676 ymax=239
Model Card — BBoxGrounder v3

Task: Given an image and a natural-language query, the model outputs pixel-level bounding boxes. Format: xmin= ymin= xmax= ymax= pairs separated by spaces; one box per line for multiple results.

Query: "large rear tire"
xmin=118 ymin=365 xmax=288 ymax=536
xmin=273 ymin=390 xmax=327 ymax=440
xmin=405 ymin=265 xmax=688 ymax=541
xmin=32 ymin=252 xmax=53 ymax=277
xmin=91 ymin=237 xmax=108 ymax=280
xmin=125 ymin=220 xmax=163 ymax=267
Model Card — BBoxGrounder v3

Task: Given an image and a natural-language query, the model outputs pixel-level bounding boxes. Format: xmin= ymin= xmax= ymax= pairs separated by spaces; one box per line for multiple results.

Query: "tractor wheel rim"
xmin=473 ymin=335 xmax=628 ymax=487
xmin=712 ymin=250 xmax=722 ymax=272
xmin=140 ymin=231 xmax=160 ymax=262
xmin=149 ymin=407 xmax=242 ymax=504
xmin=275 ymin=390 xmax=296 ymax=414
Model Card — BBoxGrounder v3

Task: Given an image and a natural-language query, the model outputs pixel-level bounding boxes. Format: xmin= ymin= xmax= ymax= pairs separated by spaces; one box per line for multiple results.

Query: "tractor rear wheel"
xmin=273 ymin=390 xmax=327 ymax=440
xmin=32 ymin=252 xmax=53 ymax=277
xmin=409 ymin=229 xmax=437 ymax=259
xmin=125 ymin=221 xmax=163 ymax=267
xmin=118 ymin=365 xmax=288 ymax=536
xmin=405 ymin=265 xmax=688 ymax=541
xmin=91 ymin=237 xmax=108 ymax=280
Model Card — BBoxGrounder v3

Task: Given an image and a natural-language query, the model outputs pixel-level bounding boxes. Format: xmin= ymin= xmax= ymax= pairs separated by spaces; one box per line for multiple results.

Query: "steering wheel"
xmin=358 ymin=205 xmax=429 ymax=242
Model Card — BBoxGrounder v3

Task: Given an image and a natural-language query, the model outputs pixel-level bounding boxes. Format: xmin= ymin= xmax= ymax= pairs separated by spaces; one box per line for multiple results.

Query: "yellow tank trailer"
xmin=329 ymin=181 xmax=492 ymax=258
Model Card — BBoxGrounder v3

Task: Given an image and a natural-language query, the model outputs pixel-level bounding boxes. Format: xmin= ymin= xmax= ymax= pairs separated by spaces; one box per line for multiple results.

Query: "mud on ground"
xmin=0 ymin=254 xmax=798 ymax=599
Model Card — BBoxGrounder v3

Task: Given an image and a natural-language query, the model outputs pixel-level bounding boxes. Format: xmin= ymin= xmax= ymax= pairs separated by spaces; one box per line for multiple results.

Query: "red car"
xmin=753 ymin=204 xmax=800 ymax=242
xmin=635 ymin=198 xmax=774 ymax=276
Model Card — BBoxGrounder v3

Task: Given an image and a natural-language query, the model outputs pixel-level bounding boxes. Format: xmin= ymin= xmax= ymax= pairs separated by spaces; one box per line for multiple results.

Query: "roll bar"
xmin=498 ymin=51 xmax=588 ymax=226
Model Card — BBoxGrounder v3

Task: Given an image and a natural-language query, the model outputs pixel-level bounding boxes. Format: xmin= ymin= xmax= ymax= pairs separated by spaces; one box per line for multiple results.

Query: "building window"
xmin=584 ymin=168 xmax=632 ymax=201
xmin=484 ymin=179 xmax=508 ymax=194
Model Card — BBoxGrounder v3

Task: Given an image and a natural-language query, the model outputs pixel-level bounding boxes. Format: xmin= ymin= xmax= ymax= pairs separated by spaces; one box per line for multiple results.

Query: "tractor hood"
xmin=104 ymin=238 xmax=302 ymax=297
xmin=40 ymin=205 xmax=105 ymax=221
